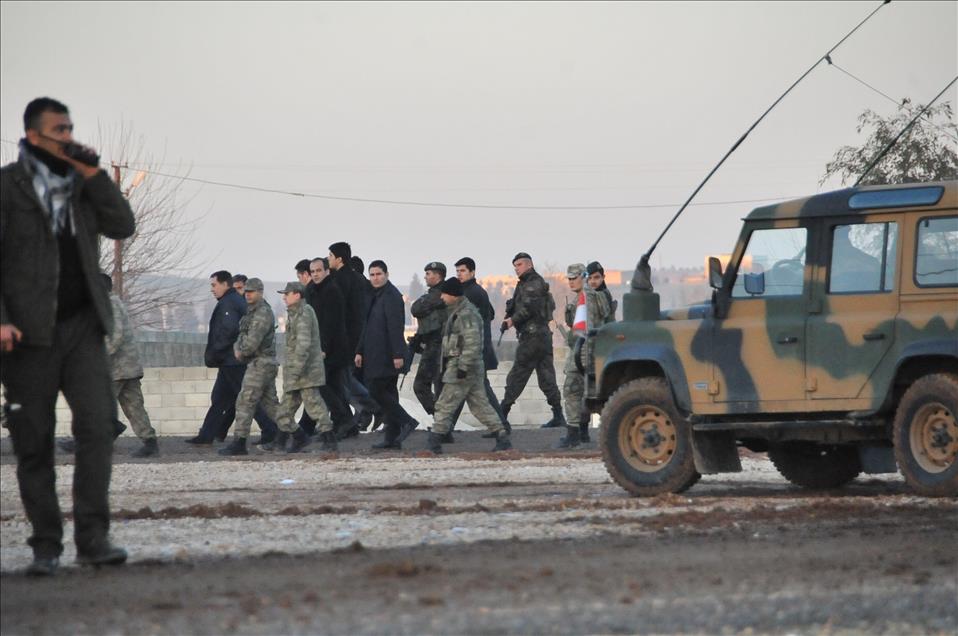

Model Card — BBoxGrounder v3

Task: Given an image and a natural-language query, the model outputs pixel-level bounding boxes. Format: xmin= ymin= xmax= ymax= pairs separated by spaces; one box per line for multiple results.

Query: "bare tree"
xmin=95 ymin=122 xmax=207 ymax=329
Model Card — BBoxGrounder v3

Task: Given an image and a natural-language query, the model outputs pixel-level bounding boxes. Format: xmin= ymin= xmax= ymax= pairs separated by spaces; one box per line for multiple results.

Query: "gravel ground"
xmin=1 ymin=430 xmax=956 ymax=635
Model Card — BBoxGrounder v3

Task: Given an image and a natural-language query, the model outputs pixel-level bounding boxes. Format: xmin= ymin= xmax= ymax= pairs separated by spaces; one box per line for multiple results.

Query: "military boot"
xmin=319 ymin=431 xmax=338 ymax=452
xmin=440 ymin=432 xmax=455 ymax=444
xmin=493 ymin=431 xmax=513 ymax=452
xmin=557 ymin=426 xmax=581 ymax=449
xmin=287 ymin=429 xmax=312 ymax=454
xmin=131 ymin=438 xmax=159 ymax=458
xmin=427 ymin=432 xmax=444 ymax=455
xmin=540 ymin=405 xmax=566 ymax=429
xmin=579 ymin=421 xmax=591 ymax=443
xmin=218 ymin=437 xmax=248 ymax=456
xmin=485 ymin=406 xmax=511 ymax=438
xmin=261 ymin=431 xmax=289 ymax=452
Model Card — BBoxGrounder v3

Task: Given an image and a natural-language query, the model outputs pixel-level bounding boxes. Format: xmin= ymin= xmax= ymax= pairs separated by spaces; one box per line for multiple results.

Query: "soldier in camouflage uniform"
xmin=410 ymin=262 xmax=448 ymax=416
xmin=499 ymin=252 xmax=564 ymax=429
xmin=427 ymin=278 xmax=511 ymax=454
xmin=219 ymin=278 xmax=308 ymax=456
xmin=103 ymin=275 xmax=159 ymax=458
xmin=557 ymin=264 xmax=611 ymax=448
xmin=586 ymin=261 xmax=617 ymax=324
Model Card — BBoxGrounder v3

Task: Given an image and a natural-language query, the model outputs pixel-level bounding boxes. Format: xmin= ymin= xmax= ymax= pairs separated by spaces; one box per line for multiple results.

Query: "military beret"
xmin=586 ymin=261 xmax=605 ymax=276
xmin=245 ymin=277 xmax=264 ymax=292
xmin=440 ymin=277 xmax=463 ymax=296
xmin=566 ymin=263 xmax=586 ymax=278
xmin=279 ymin=281 xmax=305 ymax=295
xmin=424 ymin=261 xmax=447 ymax=276
xmin=512 ymin=252 xmax=532 ymax=263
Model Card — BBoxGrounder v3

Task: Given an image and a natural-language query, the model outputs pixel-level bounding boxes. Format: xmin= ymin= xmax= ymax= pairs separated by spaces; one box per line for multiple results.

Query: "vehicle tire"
xmin=892 ymin=373 xmax=958 ymax=497
xmin=599 ymin=378 xmax=700 ymax=496
xmin=768 ymin=442 xmax=861 ymax=489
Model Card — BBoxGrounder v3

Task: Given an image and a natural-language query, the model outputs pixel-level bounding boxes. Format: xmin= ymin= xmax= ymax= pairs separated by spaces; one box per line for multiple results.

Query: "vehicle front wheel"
xmin=893 ymin=373 xmax=958 ymax=497
xmin=599 ymin=378 xmax=700 ymax=496
xmin=768 ymin=442 xmax=861 ymax=489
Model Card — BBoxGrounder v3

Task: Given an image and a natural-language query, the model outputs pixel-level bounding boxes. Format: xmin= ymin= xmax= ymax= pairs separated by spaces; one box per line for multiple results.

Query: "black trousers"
xmin=368 ymin=375 xmax=416 ymax=442
xmin=1 ymin=308 xmax=114 ymax=558
xmin=299 ymin=363 xmax=353 ymax=435
xmin=196 ymin=366 xmax=278 ymax=441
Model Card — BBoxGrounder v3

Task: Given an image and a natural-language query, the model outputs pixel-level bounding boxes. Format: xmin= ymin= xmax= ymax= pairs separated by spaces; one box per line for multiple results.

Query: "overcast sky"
xmin=2 ymin=1 xmax=955 ymax=285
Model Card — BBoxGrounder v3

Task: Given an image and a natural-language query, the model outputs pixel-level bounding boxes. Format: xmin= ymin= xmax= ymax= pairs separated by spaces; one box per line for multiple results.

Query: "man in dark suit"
xmin=355 ymin=260 xmax=418 ymax=449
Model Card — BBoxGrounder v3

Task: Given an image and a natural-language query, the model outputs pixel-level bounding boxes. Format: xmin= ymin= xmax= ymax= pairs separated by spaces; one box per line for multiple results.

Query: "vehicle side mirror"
xmin=744 ymin=272 xmax=765 ymax=296
xmin=707 ymin=257 xmax=724 ymax=289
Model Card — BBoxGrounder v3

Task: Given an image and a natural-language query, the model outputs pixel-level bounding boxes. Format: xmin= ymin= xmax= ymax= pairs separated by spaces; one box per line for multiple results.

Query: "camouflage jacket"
xmin=508 ymin=269 xmax=555 ymax=335
xmin=105 ymin=292 xmax=143 ymax=381
xmin=597 ymin=285 xmax=617 ymax=324
xmin=234 ymin=298 xmax=277 ymax=365
xmin=563 ymin=288 xmax=611 ymax=349
xmin=283 ymin=301 xmax=325 ymax=390
xmin=440 ymin=298 xmax=484 ymax=383
xmin=411 ymin=283 xmax=447 ymax=339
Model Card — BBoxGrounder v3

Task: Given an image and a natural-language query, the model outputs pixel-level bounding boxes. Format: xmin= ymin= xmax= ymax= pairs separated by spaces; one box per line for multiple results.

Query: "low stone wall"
xmin=32 ymin=348 xmax=567 ymax=437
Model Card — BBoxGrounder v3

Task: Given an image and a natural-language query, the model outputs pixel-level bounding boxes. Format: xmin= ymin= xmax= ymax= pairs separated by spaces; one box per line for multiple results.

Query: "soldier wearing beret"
xmin=427 ymin=278 xmax=512 ymax=454
xmin=410 ymin=261 xmax=448 ymax=419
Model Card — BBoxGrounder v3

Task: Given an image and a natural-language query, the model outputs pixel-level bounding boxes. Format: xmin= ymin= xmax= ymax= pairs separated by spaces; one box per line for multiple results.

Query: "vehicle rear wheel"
xmin=768 ymin=442 xmax=862 ymax=489
xmin=599 ymin=378 xmax=700 ymax=496
xmin=893 ymin=373 xmax=958 ymax=497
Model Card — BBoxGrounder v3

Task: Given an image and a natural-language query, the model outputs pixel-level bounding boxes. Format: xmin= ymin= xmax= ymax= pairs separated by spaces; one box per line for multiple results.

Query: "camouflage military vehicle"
xmin=587 ymin=180 xmax=957 ymax=497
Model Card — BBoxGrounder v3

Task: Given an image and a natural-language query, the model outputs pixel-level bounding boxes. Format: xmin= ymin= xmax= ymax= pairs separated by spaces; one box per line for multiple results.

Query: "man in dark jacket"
xmin=449 ymin=257 xmax=508 ymax=437
xmin=328 ymin=242 xmax=380 ymax=429
xmin=1 ymin=97 xmax=134 ymax=575
xmin=186 ymin=270 xmax=278 ymax=444
xmin=355 ymin=260 xmax=418 ymax=449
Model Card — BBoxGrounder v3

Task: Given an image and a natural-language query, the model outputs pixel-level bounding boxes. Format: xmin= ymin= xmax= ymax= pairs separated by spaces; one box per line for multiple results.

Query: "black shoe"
xmin=131 ymin=438 xmax=159 ymax=458
xmin=112 ymin=420 xmax=127 ymax=439
xmin=427 ymin=432 xmax=444 ymax=455
xmin=370 ymin=412 xmax=385 ymax=432
xmin=287 ymin=429 xmax=312 ymax=454
xmin=493 ymin=432 xmax=513 ymax=452
xmin=397 ymin=419 xmax=419 ymax=443
xmin=355 ymin=411 xmax=374 ymax=432
xmin=371 ymin=439 xmax=401 ymax=451
xmin=185 ymin=435 xmax=213 ymax=446
xmin=57 ymin=438 xmax=76 ymax=453
xmin=557 ymin=426 xmax=581 ymax=449
xmin=262 ymin=431 xmax=289 ymax=452
xmin=25 ymin=556 xmax=59 ymax=577
xmin=319 ymin=431 xmax=338 ymax=452
xmin=77 ymin=543 xmax=127 ymax=567
xmin=218 ymin=437 xmax=248 ymax=456
xmin=440 ymin=432 xmax=454 ymax=444
xmin=335 ymin=423 xmax=360 ymax=441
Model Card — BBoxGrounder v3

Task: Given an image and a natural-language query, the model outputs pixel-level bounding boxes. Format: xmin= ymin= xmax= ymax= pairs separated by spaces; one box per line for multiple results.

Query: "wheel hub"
xmin=619 ymin=406 xmax=677 ymax=473
xmin=910 ymin=402 xmax=958 ymax=473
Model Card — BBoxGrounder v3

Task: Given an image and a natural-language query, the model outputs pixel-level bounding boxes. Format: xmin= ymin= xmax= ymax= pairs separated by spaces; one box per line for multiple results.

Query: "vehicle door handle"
xmin=863 ymin=332 xmax=886 ymax=341
xmin=777 ymin=336 xmax=799 ymax=345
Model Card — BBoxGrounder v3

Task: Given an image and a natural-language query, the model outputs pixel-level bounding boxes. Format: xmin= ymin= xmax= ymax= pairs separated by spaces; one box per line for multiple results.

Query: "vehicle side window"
xmin=828 ymin=222 xmax=898 ymax=294
xmin=915 ymin=215 xmax=958 ymax=287
xmin=731 ymin=227 xmax=807 ymax=298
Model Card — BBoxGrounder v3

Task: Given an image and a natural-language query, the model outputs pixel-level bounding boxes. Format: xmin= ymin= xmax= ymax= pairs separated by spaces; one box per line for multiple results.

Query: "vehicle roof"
xmin=746 ymin=180 xmax=957 ymax=221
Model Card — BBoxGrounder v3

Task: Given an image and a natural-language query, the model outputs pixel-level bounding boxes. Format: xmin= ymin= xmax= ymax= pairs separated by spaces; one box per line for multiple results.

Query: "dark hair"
xmin=454 ymin=257 xmax=476 ymax=272
xmin=586 ymin=261 xmax=605 ymax=276
xmin=368 ymin=259 xmax=388 ymax=274
xmin=350 ymin=255 xmax=364 ymax=274
xmin=210 ymin=270 xmax=233 ymax=284
xmin=23 ymin=97 xmax=69 ymax=132
xmin=99 ymin=273 xmax=113 ymax=291
xmin=295 ymin=259 xmax=311 ymax=274
xmin=328 ymin=242 xmax=352 ymax=261
xmin=232 ymin=274 xmax=248 ymax=284
xmin=310 ymin=257 xmax=328 ymax=270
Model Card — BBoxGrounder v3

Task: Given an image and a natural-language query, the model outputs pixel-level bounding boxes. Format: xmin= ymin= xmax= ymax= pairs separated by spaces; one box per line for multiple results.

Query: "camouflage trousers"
xmin=282 ymin=387 xmax=333 ymax=434
xmin=114 ymin=378 xmax=156 ymax=440
xmin=501 ymin=329 xmax=562 ymax=411
xmin=234 ymin=361 xmax=296 ymax=438
xmin=432 ymin=373 xmax=505 ymax=436
xmin=562 ymin=353 xmax=585 ymax=427
xmin=413 ymin=338 xmax=443 ymax=415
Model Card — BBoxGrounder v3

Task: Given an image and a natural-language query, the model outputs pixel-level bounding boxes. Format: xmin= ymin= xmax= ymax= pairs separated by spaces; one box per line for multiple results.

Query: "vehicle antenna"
xmin=854 ymin=75 xmax=958 ymax=186
xmin=631 ymin=0 xmax=891 ymax=290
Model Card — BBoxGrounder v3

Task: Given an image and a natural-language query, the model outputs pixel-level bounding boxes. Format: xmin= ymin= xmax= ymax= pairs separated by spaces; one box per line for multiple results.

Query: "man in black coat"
xmin=328 ymin=242 xmax=380 ymax=428
xmin=186 ymin=270 xmax=278 ymax=444
xmin=355 ymin=260 xmax=418 ymax=449
xmin=450 ymin=257 xmax=508 ymax=436
xmin=1 ymin=97 xmax=134 ymax=575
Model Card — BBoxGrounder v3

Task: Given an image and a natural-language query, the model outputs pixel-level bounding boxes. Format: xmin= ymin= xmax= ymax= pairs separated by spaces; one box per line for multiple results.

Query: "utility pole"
xmin=111 ymin=162 xmax=127 ymax=298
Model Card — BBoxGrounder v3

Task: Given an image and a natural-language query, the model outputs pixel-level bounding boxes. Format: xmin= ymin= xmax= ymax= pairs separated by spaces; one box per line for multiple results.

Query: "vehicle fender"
xmin=603 ymin=344 xmax=693 ymax=411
